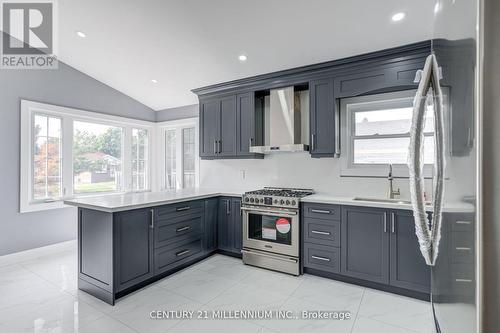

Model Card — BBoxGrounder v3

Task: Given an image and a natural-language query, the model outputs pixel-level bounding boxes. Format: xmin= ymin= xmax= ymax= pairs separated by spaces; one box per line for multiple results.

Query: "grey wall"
xmin=0 ymin=34 xmax=155 ymax=255
xmin=483 ymin=0 xmax=500 ymax=330
xmin=156 ymin=104 xmax=198 ymax=122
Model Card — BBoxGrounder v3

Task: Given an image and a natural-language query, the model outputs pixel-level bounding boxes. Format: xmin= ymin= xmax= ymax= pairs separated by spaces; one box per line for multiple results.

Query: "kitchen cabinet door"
xmin=218 ymin=197 xmax=233 ymax=251
xmin=204 ymin=198 xmax=218 ymax=253
xmin=114 ymin=208 xmax=154 ymax=292
xmin=218 ymin=95 xmax=237 ymax=157
xmin=232 ymin=198 xmax=242 ymax=253
xmin=389 ymin=210 xmax=430 ymax=293
xmin=236 ymin=92 xmax=263 ymax=158
xmin=199 ymin=99 xmax=220 ymax=158
xmin=341 ymin=206 xmax=390 ymax=284
xmin=309 ymin=78 xmax=336 ymax=157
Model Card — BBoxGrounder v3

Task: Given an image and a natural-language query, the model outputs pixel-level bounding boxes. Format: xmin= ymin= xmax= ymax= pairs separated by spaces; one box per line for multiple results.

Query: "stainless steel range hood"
xmin=250 ymin=86 xmax=309 ymax=153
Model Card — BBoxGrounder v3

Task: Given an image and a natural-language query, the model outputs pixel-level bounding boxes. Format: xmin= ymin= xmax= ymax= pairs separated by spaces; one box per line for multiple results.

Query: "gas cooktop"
xmin=242 ymin=187 xmax=314 ymax=209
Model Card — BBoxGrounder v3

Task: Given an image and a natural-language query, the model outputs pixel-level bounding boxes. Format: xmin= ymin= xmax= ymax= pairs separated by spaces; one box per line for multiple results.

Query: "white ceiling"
xmin=58 ymin=0 xmax=435 ymax=111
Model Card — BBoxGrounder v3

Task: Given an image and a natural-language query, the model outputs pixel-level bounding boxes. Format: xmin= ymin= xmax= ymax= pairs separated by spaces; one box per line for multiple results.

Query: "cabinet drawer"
xmin=303 ymin=243 xmax=340 ymax=274
xmin=450 ymin=216 xmax=474 ymax=232
xmin=155 ymin=214 xmax=202 ymax=248
xmin=304 ymin=218 xmax=340 ymax=247
xmin=154 ymin=238 xmax=202 ymax=274
xmin=451 ymin=232 xmax=474 ymax=264
xmin=155 ymin=201 xmax=203 ymax=219
xmin=303 ymin=203 xmax=341 ymax=221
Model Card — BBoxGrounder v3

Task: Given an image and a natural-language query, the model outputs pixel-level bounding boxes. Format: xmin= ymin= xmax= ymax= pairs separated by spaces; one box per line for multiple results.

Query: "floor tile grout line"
xmin=349 ymin=288 xmax=366 ymax=333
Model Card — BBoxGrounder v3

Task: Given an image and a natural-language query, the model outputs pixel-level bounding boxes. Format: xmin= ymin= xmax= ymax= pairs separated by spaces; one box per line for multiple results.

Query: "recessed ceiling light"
xmin=238 ymin=54 xmax=248 ymax=62
xmin=76 ymin=31 xmax=86 ymax=38
xmin=151 ymin=79 xmax=158 ymax=84
xmin=391 ymin=12 xmax=406 ymax=22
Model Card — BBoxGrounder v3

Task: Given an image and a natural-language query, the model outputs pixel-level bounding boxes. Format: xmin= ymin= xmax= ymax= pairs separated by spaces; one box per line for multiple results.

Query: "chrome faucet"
xmin=387 ymin=164 xmax=401 ymax=199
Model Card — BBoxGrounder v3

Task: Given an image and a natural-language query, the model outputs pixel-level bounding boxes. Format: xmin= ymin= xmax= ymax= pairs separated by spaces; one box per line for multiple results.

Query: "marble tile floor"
xmin=0 ymin=241 xmax=435 ymax=333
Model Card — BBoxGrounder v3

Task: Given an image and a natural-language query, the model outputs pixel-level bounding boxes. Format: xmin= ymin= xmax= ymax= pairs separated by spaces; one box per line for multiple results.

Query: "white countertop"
xmin=302 ymin=193 xmax=475 ymax=213
xmin=64 ymin=188 xmax=246 ymax=213
xmin=64 ymin=188 xmax=475 ymax=214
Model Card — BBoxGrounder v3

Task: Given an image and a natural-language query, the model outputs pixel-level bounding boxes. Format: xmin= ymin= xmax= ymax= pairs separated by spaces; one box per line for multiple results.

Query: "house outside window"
xmin=20 ymin=100 xmax=155 ymax=212
xmin=340 ymin=90 xmax=441 ymax=178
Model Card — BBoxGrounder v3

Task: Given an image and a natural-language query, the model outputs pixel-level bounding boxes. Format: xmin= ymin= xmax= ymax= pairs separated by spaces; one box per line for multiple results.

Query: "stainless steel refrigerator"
xmin=407 ymin=1 xmax=479 ymax=332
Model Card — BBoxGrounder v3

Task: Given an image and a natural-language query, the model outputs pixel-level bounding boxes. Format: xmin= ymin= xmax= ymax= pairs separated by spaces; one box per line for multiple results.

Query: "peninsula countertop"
xmin=63 ymin=188 xmax=247 ymax=213
xmin=64 ymin=188 xmax=475 ymax=214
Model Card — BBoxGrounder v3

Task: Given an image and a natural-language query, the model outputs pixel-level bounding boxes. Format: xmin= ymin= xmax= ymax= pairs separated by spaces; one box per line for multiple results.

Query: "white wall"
xmin=200 ymin=152 xmax=473 ymax=203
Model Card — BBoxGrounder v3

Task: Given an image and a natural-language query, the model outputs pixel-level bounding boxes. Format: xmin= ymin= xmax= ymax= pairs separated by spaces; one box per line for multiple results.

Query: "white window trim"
xmin=20 ymin=100 xmax=156 ymax=213
xmin=340 ymin=90 xmax=449 ymax=178
xmin=156 ymin=118 xmax=199 ymax=191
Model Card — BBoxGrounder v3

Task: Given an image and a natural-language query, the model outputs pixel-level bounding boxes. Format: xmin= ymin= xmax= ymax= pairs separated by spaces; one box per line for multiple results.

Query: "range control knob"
xmin=280 ymin=199 xmax=285 ymax=205
xmin=274 ymin=199 xmax=278 ymax=204
xmin=250 ymin=198 xmax=254 ymax=203
xmin=291 ymin=200 xmax=296 ymax=206
xmin=260 ymin=198 xmax=264 ymax=203
xmin=244 ymin=197 xmax=249 ymax=202
xmin=286 ymin=200 xmax=290 ymax=205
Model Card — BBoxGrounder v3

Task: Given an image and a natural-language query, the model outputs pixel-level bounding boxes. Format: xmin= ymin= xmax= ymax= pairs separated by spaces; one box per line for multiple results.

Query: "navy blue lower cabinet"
xmin=389 ymin=210 xmax=431 ymax=293
xmin=114 ymin=208 xmax=155 ymax=292
xmin=204 ymin=198 xmax=218 ymax=253
xmin=217 ymin=197 xmax=242 ymax=255
xmin=341 ymin=206 xmax=390 ymax=284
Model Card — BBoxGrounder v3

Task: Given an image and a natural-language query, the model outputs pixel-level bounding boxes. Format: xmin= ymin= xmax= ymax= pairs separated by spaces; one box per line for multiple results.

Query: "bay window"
xmin=20 ymin=100 xmax=154 ymax=212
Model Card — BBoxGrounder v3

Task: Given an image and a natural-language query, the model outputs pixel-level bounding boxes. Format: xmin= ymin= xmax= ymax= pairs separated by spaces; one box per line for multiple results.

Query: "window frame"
xmin=157 ymin=118 xmax=199 ymax=190
xmin=340 ymin=90 xmax=445 ymax=178
xmin=20 ymin=100 xmax=156 ymax=213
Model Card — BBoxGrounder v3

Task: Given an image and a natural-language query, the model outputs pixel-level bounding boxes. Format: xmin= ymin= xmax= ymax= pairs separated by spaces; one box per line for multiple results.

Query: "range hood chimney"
xmin=250 ymin=86 xmax=309 ymax=153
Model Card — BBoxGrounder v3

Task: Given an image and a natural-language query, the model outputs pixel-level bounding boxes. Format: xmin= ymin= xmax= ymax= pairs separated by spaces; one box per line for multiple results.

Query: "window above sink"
xmin=340 ymin=89 xmax=448 ymax=178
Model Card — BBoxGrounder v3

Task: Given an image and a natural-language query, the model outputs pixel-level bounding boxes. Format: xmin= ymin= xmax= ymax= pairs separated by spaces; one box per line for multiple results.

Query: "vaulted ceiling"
xmin=58 ymin=0 xmax=435 ymax=111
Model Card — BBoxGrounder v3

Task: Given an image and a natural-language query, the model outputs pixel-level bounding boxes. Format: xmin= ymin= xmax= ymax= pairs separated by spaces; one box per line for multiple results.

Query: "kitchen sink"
xmin=353 ymin=197 xmax=432 ymax=205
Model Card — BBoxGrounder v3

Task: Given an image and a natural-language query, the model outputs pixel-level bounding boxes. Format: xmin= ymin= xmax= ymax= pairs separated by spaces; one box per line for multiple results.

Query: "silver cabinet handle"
xmin=150 ymin=209 xmax=154 ymax=229
xmin=176 ymin=250 xmax=190 ymax=257
xmin=176 ymin=226 xmax=190 ymax=232
xmin=311 ymin=255 xmax=330 ymax=262
xmin=311 ymin=134 xmax=316 ymax=151
xmin=391 ymin=212 xmax=396 ymax=233
xmin=311 ymin=230 xmax=331 ymax=236
xmin=456 ymin=221 xmax=472 ymax=225
xmin=249 ymin=138 xmax=253 ymax=148
xmin=176 ymin=206 xmax=191 ymax=212
xmin=455 ymin=278 xmax=473 ymax=283
xmin=383 ymin=212 xmax=387 ymax=233
xmin=218 ymin=140 xmax=222 ymax=154
xmin=334 ymin=103 xmax=340 ymax=156
xmin=226 ymin=199 xmax=231 ymax=215
xmin=455 ymin=247 xmax=472 ymax=251
xmin=310 ymin=209 xmax=331 ymax=214
xmin=214 ymin=140 xmax=217 ymax=154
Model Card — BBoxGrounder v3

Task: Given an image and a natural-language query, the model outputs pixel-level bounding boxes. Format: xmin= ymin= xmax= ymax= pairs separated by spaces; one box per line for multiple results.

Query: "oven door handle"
xmin=240 ymin=206 xmax=298 ymax=217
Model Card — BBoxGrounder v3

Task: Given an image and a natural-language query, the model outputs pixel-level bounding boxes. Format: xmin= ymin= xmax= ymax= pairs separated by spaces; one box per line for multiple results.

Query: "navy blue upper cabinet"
xmin=236 ymin=92 xmax=263 ymax=158
xmin=199 ymin=98 xmax=220 ymax=158
xmin=199 ymin=94 xmax=262 ymax=159
xmin=334 ymin=62 xmax=423 ymax=98
xmin=309 ymin=78 xmax=337 ymax=157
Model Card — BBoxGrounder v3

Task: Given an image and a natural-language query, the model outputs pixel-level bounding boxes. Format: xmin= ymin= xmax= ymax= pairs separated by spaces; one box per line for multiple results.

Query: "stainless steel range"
xmin=241 ymin=187 xmax=314 ymax=275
